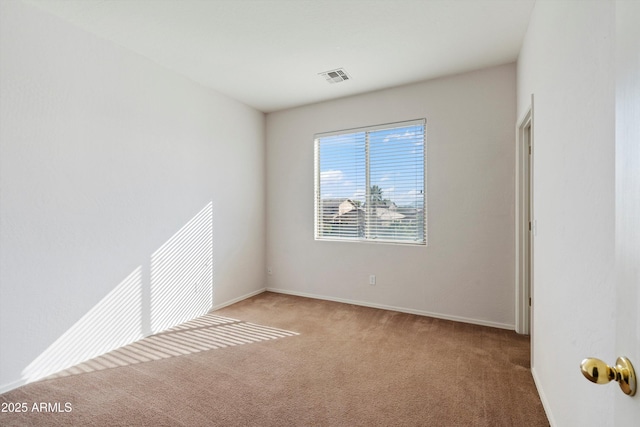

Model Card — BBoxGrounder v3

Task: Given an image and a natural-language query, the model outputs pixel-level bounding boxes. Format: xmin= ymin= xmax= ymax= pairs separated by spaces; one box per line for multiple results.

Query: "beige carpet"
xmin=0 ymin=292 xmax=549 ymax=426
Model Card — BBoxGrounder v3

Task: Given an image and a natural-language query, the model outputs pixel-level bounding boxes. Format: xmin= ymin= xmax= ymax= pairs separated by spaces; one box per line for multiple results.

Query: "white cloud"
xmin=391 ymin=189 xmax=424 ymax=207
xmin=320 ymin=170 xmax=364 ymax=200
xmin=320 ymin=170 xmax=344 ymax=185
xmin=352 ymin=189 xmax=365 ymax=199
xmin=382 ymin=187 xmax=395 ymax=195
xmin=382 ymin=131 xmax=419 ymax=143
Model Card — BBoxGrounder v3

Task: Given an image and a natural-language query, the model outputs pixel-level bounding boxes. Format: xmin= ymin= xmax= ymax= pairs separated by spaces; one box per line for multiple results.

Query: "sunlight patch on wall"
xmin=21 ymin=201 xmax=215 ymax=385
xmin=150 ymin=202 xmax=213 ymax=333
xmin=22 ymin=267 xmax=143 ymax=382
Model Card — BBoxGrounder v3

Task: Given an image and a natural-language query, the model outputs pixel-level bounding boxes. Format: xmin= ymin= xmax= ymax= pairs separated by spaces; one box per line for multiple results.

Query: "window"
xmin=314 ymin=119 xmax=426 ymax=245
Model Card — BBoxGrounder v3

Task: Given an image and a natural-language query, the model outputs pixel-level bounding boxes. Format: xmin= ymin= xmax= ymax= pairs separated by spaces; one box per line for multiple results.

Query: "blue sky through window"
xmin=318 ymin=124 xmax=424 ymax=208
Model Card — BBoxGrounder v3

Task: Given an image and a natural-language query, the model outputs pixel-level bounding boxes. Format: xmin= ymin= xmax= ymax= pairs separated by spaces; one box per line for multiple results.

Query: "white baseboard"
xmin=266 ymin=287 xmax=514 ymax=330
xmin=210 ymin=287 xmax=267 ymax=312
xmin=531 ymin=366 xmax=556 ymax=427
xmin=0 ymin=377 xmax=28 ymax=395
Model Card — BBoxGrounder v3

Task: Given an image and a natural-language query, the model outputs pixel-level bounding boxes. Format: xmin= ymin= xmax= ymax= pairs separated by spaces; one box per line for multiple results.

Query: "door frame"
xmin=515 ymin=95 xmax=534 ymax=337
xmin=614 ymin=1 xmax=640 ymax=421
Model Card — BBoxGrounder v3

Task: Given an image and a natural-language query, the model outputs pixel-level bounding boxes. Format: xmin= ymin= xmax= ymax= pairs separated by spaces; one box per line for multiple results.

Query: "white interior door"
xmin=614 ymin=1 xmax=640 ymax=423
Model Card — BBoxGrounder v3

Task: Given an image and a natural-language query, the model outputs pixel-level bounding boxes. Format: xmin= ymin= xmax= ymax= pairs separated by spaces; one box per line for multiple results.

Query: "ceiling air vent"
xmin=319 ymin=68 xmax=351 ymax=84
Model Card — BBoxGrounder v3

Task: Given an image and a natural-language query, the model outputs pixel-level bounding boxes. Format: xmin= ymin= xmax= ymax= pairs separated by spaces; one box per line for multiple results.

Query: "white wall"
xmin=0 ymin=0 xmax=265 ymax=392
xmin=517 ymin=1 xmax=616 ymax=425
xmin=266 ymin=64 xmax=516 ymax=328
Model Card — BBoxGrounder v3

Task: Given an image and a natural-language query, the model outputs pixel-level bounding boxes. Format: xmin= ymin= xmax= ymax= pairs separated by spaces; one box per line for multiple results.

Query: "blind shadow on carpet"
xmin=45 ymin=313 xmax=299 ymax=380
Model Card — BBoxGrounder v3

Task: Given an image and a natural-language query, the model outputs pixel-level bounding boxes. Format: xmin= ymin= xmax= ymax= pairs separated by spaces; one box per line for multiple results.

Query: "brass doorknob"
xmin=580 ymin=356 xmax=636 ymax=396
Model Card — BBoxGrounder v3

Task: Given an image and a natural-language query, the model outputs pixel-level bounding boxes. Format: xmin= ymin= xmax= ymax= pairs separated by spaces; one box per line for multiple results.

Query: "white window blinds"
xmin=314 ymin=119 xmax=426 ymax=245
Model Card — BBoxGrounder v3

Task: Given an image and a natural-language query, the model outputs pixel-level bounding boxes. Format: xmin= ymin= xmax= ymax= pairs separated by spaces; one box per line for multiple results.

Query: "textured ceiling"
xmin=25 ymin=0 xmax=535 ymax=112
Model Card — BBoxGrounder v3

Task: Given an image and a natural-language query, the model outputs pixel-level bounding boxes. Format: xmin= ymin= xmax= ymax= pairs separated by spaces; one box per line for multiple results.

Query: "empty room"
xmin=1 ymin=0 xmax=638 ymax=426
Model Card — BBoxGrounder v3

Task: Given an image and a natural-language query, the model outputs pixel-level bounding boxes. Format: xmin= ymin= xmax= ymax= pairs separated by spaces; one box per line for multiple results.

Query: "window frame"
xmin=314 ymin=119 xmax=427 ymax=246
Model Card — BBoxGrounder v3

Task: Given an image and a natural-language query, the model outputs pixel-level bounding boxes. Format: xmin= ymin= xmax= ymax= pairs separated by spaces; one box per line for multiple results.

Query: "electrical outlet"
xmin=369 ymin=274 xmax=376 ymax=285
xmin=267 ymin=267 xmax=273 ymax=275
